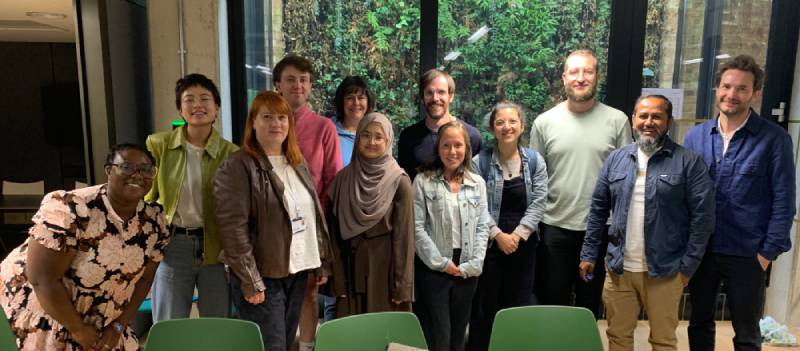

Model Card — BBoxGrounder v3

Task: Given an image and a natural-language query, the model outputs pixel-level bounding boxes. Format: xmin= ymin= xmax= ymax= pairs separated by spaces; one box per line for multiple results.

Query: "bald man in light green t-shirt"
xmin=529 ymin=49 xmax=631 ymax=317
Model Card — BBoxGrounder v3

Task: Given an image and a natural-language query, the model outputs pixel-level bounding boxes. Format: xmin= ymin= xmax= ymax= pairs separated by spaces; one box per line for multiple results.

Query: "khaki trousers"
xmin=603 ymin=271 xmax=684 ymax=351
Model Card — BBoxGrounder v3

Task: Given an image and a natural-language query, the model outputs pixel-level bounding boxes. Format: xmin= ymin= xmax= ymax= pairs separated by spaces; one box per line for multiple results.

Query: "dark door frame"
xmin=761 ymin=0 xmax=800 ymax=128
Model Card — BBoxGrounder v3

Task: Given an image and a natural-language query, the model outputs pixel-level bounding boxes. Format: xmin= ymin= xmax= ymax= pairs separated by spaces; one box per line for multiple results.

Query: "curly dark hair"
xmin=105 ymin=143 xmax=155 ymax=166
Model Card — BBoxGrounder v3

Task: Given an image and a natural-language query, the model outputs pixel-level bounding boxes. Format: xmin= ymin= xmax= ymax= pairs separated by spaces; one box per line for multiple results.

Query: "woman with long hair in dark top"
xmin=467 ymin=102 xmax=548 ymax=351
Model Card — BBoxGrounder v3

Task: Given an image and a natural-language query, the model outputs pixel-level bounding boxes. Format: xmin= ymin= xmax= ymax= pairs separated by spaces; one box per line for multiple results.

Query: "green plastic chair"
xmin=316 ymin=312 xmax=428 ymax=351
xmin=0 ymin=308 xmax=18 ymax=351
xmin=144 ymin=317 xmax=264 ymax=351
xmin=488 ymin=306 xmax=603 ymax=351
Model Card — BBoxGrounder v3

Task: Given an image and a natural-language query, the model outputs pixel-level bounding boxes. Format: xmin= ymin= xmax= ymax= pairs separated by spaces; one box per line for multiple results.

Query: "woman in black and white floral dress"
xmin=0 ymin=144 xmax=169 ymax=351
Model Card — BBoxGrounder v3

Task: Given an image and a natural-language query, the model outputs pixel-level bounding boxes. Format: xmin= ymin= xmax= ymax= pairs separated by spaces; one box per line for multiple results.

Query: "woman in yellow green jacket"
xmin=145 ymin=73 xmax=238 ymax=322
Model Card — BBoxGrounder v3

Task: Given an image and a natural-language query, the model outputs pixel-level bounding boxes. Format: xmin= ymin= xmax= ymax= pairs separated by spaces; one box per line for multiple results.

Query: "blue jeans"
xmin=231 ymin=271 xmax=308 ymax=351
xmin=151 ymin=233 xmax=230 ymax=321
xmin=318 ymin=294 xmax=336 ymax=322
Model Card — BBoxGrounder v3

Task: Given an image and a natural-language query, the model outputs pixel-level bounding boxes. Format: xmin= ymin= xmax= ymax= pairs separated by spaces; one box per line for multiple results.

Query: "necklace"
xmin=500 ymin=157 xmax=521 ymax=179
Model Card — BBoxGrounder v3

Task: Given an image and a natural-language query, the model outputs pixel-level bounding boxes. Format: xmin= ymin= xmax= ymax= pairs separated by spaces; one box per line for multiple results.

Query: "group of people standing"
xmin=0 ymin=48 xmax=794 ymax=351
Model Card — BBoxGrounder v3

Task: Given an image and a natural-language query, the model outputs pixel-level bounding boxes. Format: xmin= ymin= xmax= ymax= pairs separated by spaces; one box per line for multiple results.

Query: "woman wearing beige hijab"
xmin=327 ymin=112 xmax=414 ymax=316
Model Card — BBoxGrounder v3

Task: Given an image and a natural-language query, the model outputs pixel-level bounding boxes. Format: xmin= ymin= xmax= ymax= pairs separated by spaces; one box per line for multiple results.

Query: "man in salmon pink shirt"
xmin=272 ymin=54 xmax=342 ymax=351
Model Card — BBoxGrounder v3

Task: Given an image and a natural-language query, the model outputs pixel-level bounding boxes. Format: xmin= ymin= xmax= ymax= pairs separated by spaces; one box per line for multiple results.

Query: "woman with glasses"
xmin=0 ymin=144 xmax=169 ymax=350
xmin=145 ymin=73 xmax=239 ymax=323
xmin=214 ymin=91 xmax=332 ymax=351
xmin=327 ymin=112 xmax=414 ymax=317
xmin=467 ymin=101 xmax=548 ymax=351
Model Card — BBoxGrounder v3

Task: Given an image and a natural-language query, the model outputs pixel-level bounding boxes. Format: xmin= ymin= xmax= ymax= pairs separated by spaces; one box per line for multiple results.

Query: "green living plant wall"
xmin=282 ymin=0 xmax=611 ymax=144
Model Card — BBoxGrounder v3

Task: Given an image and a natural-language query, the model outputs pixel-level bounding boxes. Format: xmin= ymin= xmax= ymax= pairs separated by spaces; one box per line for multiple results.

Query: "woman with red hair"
xmin=213 ymin=91 xmax=332 ymax=351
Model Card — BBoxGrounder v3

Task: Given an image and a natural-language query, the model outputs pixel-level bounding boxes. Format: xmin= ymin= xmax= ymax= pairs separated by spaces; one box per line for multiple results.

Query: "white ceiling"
xmin=0 ymin=0 xmax=75 ymax=42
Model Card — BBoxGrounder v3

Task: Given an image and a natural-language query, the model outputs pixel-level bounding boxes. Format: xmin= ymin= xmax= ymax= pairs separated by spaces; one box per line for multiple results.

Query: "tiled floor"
xmin=597 ymin=320 xmax=800 ymax=351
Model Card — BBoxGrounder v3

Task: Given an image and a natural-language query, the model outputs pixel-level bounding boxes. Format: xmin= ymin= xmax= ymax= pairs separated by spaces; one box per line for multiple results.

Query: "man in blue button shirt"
xmin=580 ymin=95 xmax=715 ymax=351
xmin=683 ymin=55 xmax=796 ymax=351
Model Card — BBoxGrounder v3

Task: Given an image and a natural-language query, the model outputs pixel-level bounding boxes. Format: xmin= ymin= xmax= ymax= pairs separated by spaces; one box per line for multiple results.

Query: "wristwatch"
xmin=112 ymin=321 xmax=126 ymax=334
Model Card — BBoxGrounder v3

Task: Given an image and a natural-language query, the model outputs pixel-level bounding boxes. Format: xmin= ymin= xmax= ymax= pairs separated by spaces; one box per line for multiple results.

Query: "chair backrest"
xmin=0 ymin=308 xmax=18 ymax=351
xmin=316 ymin=312 xmax=428 ymax=351
xmin=2 ymin=181 xmax=44 ymax=195
xmin=144 ymin=318 xmax=264 ymax=351
xmin=488 ymin=306 xmax=603 ymax=351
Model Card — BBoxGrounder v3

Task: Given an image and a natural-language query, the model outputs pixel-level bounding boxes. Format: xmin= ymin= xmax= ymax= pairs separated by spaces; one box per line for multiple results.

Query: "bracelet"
xmin=112 ymin=321 xmax=126 ymax=334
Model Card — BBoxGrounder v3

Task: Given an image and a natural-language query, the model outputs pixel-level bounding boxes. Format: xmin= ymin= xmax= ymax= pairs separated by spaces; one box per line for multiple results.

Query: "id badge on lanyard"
xmin=290 ymin=202 xmax=306 ymax=235
xmin=291 ymin=216 xmax=306 ymax=235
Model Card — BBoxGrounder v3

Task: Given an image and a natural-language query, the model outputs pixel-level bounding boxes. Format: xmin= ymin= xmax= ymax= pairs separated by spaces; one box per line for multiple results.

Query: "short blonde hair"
xmin=563 ymin=49 xmax=598 ymax=73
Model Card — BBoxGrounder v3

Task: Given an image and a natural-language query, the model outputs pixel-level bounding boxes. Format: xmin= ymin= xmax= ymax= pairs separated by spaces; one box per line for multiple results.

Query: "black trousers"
xmin=230 ymin=272 xmax=308 ymax=351
xmin=467 ymin=237 xmax=537 ymax=351
xmin=533 ymin=223 xmax=607 ymax=318
xmin=414 ymin=256 xmax=478 ymax=351
xmin=688 ymin=253 xmax=766 ymax=351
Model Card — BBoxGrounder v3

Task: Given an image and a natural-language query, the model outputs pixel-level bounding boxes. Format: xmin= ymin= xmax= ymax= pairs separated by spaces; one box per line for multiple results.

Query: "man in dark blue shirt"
xmin=580 ymin=95 xmax=714 ymax=351
xmin=683 ymin=55 xmax=796 ymax=351
xmin=398 ymin=69 xmax=482 ymax=180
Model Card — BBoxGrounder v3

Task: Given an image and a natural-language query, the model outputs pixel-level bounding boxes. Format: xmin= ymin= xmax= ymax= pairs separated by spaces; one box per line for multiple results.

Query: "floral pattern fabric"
xmin=0 ymin=184 xmax=169 ymax=350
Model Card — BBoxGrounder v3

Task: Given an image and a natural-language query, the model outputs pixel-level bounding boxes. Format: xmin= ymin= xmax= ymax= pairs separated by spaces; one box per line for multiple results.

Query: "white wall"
xmin=764 ymin=30 xmax=800 ymax=327
xmin=148 ymin=0 xmax=221 ymax=134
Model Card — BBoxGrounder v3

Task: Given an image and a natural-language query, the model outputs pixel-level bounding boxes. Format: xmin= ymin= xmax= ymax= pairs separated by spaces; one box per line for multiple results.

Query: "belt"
xmin=171 ymin=226 xmax=204 ymax=237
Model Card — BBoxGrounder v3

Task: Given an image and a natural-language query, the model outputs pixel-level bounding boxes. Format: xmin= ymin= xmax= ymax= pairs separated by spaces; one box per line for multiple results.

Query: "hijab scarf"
xmin=329 ymin=112 xmax=406 ymax=239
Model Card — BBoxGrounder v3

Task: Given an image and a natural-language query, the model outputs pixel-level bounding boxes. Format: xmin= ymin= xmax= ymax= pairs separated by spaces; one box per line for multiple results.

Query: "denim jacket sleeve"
xmin=580 ymin=155 xmax=614 ymax=263
xmin=412 ymin=175 xmax=450 ymax=272
xmin=680 ymin=154 xmax=715 ymax=277
xmin=517 ymin=152 xmax=548 ymax=236
xmin=471 ymin=154 xmax=500 ymax=237
xmin=458 ymin=178 xmax=491 ymax=278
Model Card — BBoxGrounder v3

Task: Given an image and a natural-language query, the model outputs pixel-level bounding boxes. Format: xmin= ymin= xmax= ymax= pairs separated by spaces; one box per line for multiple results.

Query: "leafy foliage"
xmin=281 ymin=0 xmax=612 ymax=140
xmin=284 ymin=0 xmax=421 ymax=131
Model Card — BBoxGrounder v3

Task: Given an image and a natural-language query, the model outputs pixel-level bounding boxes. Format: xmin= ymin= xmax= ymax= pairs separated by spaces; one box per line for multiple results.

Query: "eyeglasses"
xmin=493 ymin=119 xmax=520 ymax=128
xmin=108 ymin=162 xmax=157 ymax=178
xmin=359 ymin=133 xmax=386 ymax=143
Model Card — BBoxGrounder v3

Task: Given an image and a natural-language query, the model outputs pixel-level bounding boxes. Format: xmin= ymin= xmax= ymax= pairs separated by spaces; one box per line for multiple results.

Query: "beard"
xmin=565 ymin=82 xmax=597 ymax=102
xmin=634 ymin=128 xmax=668 ymax=155
xmin=425 ymin=102 xmax=446 ymax=120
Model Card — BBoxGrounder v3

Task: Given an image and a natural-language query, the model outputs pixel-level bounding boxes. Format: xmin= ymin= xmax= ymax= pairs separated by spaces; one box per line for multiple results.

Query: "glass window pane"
xmin=437 ymin=1 xmax=612 ymax=140
xmin=643 ymin=0 xmax=772 ymax=143
xmin=243 ymin=0 xmax=420 ymax=129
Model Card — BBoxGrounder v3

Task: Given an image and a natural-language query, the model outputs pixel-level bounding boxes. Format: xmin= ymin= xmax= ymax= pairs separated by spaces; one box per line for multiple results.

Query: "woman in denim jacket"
xmin=413 ymin=121 xmax=490 ymax=351
xmin=467 ymin=102 xmax=548 ymax=351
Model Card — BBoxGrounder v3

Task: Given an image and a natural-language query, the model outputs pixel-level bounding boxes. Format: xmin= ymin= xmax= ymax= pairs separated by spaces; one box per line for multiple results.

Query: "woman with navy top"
xmin=467 ymin=101 xmax=548 ymax=351
xmin=412 ymin=121 xmax=490 ymax=351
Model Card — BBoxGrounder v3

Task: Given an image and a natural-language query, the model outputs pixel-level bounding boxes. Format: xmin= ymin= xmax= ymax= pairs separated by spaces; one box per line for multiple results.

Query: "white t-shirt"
xmin=623 ymin=147 xmax=652 ymax=272
xmin=173 ymin=142 xmax=204 ymax=228
xmin=718 ymin=114 xmax=750 ymax=155
xmin=269 ymin=155 xmax=321 ymax=274
xmin=448 ymin=191 xmax=461 ymax=249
